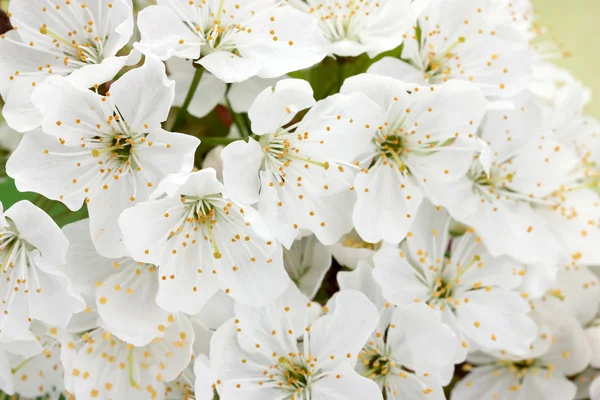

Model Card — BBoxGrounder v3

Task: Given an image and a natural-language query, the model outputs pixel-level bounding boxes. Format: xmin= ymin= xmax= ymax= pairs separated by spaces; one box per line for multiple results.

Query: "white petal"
xmin=538 ymin=311 xmax=592 ymax=376
xmin=337 ymin=262 xmax=386 ymax=310
xmin=96 ymin=264 xmax=171 ymax=347
xmin=310 ymin=363 xmax=383 ymax=400
xmin=87 ymin=175 xmax=150 ymax=258
xmin=455 ymin=288 xmax=537 ymax=355
xmin=221 ymin=138 xmax=264 ymax=206
xmin=29 ymin=255 xmax=85 ymax=328
xmin=248 ymin=79 xmax=315 ymax=135
xmin=310 ymin=290 xmax=379 ymax=368
xmin=136 ymin=5 xmax=202 ymax=60
xmin=5 ymin=201 xmax=68 ymax=265
xmin=367 ymin=57 xmax=428 ymax=85
xmin=67 ymin=55 xmax=129 ymax=89
xmin=193 ymin=290 xmax=235 ymax=331
xmin=239 ymin=6 xmax=327 ymax=79
xmin=198 ymin=51 xmax=262 ymax=84
xmin=228 ymin=77 xmax=285 ymax=113
xmin=516 ymin=371 xmax=577 ymax=400
xmin=234 ymin=282 xmax=309 ymax=357
xmin=194 ymin=354 xmax=217 ymax=400
xmin=451 ymin=366 xmax=519 ymax=400
xmin=372 ymin=248 xmax=431 ymax=305
xmin=354 ymin=164 xmax=423 ymax=244
xmin=210 ymin=320 xmax=277 ymax=398
xmin=387 ymin=303 xmax=457 ymax=375
xmin=109 ymin=54 xmax=175 ymax=132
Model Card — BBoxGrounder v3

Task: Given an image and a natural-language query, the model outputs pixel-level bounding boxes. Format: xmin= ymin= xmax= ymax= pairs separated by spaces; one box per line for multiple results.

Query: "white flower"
xmin=368 ymin=0 xmax=532 ymax=98
xmin=6 ymin=55 xmax=199 ymax=258
xmin=119 ymin=169 xmax=289 ymax=313
xmin=0 ymin=0 xmax=134 ymax=132
xmin=340 ymin=73 xmax=487 ymax=244
xmin=424 ymin=92 xmax=569 ymax=264
xmin=373 ymin=200 xmax=537 ymax=361
xmin=338 ymin=262 xmax=456 ymax=400
xmin=0 ymin=200 xmax=84 ymax=344
xmin=136 ymin=0 xmax=327 ymax=83
xmin=222 ymin=78 xmax=381 ymax=247
xmin=210 ymin=282 xmax=383 ymax=400
xmin=451 ymin=308 xmax=591 ymax=400
xmin=284 ymin=235 xmax=332 ymax=300
xmin=2 ymin=321 xmax=73 ymax=399
xmin=69 ymin=313 xmax=195 ymax=400
xmin=62 ymin=218 xmax=174 ymax=347
xmin=289 ymin=0 xmax=427 ymax=58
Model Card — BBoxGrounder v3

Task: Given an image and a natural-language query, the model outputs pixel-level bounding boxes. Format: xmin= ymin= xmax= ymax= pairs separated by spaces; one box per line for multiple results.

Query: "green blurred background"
xmin=1 ymin=0 xmax=599 ymax=209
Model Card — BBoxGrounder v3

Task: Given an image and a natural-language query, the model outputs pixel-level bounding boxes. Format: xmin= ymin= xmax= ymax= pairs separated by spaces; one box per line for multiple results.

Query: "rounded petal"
xmin=248 ymin=79 xmax=315 ymax=135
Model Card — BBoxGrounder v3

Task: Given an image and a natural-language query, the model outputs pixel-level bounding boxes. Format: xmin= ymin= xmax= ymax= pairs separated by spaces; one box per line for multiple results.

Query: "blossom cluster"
xmin=0 ymin=0 xmax=599 ymax=399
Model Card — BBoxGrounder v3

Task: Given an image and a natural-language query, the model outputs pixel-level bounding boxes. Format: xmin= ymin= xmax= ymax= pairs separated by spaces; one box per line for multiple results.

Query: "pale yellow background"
xmin=532 ymin=0 xmax=600 ymax=117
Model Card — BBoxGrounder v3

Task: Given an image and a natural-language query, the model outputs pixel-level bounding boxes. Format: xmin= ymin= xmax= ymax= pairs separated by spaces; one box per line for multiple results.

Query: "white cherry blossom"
xmin=452 ymin=307 xmax=591 ymax=400
xmin=289 ymin=0 xmax=427 ymax=58
xmin=340 ymin=73 xmax=487 ymax=244
xmin=69 ymin=313 xmax=195 ymax=400
xmin=119 ymin=169 xmax=289 ymax=313
xmin=136 ymin=0 xmax=327 ymax=83
xmin=6 ymin=55 xmax=199 ymax=258
xmin=1 ymin=321 xmax=74 ymax=399
xmin=222 ymin=78 xmax=381 ymax=248
xmin=210 ymin=282 xmax=383 ymax=400
xmin=368 ymin=0 xmax=532 ymax=98
xmin=0 ymin=200 xmax=84 ymax=344
xmin=62 ymin=219 xmax=173 ymax=347
xmin=339 ymin=262 xmax=456 ymax=400
xmin=424 ymin=92 xmax=569 ymax=264
xmin=373 ymin=200 xmax=537 ymax=362
xmin=0 ymin=0 xmax=134 ymax=132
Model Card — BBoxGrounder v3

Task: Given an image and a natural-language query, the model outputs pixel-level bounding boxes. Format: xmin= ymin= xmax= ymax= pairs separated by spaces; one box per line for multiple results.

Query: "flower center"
xmin=39 ymin=24 xmax=107 ymax=65
xmin=260 ymin=132 xmax=331 ymax=186
xmin=308 ymin=0 xmax=375 ymax=43
xmin=422 ymin=36 xmax=466 ymax=84
xmin=92 ymin=134 xmax=135 ymax=160
xmin=274 ymin=355 xmax=321 ymax=398
xmin=171 ymin=195 xmax=232 ymax=259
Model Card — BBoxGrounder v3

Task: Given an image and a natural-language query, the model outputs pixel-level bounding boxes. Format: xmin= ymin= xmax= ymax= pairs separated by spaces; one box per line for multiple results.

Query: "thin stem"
xmin=171 ymin=66 xmax=205 ymax=132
